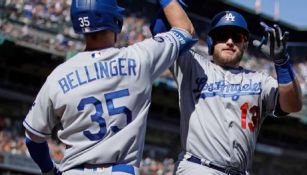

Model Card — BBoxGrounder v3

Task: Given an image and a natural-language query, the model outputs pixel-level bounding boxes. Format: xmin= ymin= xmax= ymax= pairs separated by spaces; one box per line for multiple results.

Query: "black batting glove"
xmin=253 ymin=22 xmax=290 ymax=65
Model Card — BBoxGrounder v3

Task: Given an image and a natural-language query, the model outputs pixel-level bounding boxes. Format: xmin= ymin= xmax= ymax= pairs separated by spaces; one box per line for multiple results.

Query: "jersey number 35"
xmin=77 ymin=89 xmax=132 ymax=141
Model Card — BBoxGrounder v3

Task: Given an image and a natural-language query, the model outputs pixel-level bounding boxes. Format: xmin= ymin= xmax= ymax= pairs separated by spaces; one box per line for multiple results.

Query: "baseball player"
xmin=23 ymin=0 xmax=196 ymax=174
xmin=151 ymin=10 xmax=302 ymax=175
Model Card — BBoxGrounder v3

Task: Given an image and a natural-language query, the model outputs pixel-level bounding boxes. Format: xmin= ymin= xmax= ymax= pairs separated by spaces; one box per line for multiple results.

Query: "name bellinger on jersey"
xmin=58 ymin=58 xmax=137 ymax=94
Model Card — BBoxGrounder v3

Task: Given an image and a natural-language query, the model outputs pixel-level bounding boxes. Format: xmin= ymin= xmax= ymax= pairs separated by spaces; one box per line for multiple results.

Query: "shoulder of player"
xmin=48 ymin=51 xmax=94 ymax=76
xmin=174 ymin=49 xmax=211 ymax=68
xmin=119 ymin=34 xmax=171 ymax=55
xmin=182 ymin=49 xmax=211 ymax=64
xmin=123 ymin=30 xmax=190 ymax=52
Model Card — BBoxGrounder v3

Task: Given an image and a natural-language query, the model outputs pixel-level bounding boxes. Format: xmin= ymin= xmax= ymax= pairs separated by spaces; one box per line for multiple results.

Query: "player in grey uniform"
xmin=23 ymin=0 xmax=196 ymax=174
xmin=151 ymin=10 xmax=302 ymax=175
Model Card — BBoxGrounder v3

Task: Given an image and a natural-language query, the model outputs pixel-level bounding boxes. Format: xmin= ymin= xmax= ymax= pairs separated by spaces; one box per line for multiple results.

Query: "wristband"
xmin=275 ymin=59 xmax=295 ymax=84
xmin=170 ymin=28 xmax=198 ymax=54
xmin=159 ymin=0 xmax=172 ymax=8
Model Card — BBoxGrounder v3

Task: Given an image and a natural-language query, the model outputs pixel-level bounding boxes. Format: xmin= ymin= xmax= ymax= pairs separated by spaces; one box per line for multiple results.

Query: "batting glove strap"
xmin=274 ymin=53 xmax=290 ymax=66
xmin=275 ymin=58 xmax=295 ymax=84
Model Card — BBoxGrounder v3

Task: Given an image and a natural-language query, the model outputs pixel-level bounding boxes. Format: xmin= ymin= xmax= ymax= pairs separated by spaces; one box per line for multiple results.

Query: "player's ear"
xmin=243 ymin=34 xmax=249 ymax=50
xmin=114 ymin=33 xmax=117 ymax=43
xmin=242 ymin=40 xmax=249 ymax=51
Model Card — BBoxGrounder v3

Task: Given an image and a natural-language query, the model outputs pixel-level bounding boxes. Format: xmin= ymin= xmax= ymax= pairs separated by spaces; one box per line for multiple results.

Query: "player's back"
xmin=48 ymin=46 xmax=156 ymax=169
xmin=23 ymin=28 xmax=193 ymax=171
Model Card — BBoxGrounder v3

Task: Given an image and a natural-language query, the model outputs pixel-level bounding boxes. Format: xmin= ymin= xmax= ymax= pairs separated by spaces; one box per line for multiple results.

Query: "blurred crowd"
xmin=140 ymin=157 xmax=175 ymax=175
xmin=0 ymin=0 xmax=153 ymax=54
xmin=3 ymin=0 xmax=73 ymax=35
xmin=0 ymin=130 xmax=65 ymax=161
xmin=2 ymin=0 xmax=307 ymax=93
xmin=0 ymin=0 xmax=205 ymax=54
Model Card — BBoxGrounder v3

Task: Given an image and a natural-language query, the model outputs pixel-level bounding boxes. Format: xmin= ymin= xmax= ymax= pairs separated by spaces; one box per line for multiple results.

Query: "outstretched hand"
xmin=253 ymin=22 xmax=290 ymax=65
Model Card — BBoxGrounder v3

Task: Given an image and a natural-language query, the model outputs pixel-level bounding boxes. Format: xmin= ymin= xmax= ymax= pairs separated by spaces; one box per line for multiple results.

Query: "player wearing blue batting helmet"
xmin=169 ymin=9 xmax=301 ymax=175
xmin=70 ymin=0 xmax=124 ymax=34
xmin=23 ymin=1 xmax=197 ymax=174
xmin=207 ymin=11 xmax=249 ymax=55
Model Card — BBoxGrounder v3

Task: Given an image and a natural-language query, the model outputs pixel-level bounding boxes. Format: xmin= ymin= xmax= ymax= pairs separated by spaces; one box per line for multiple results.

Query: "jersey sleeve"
xmin=23 ymin=78 xmax=57 ymax=139
xmin=128 ymin=28 xmax=195 ymax=81
xmin=170 ymin=50 xmax=197 ymax=86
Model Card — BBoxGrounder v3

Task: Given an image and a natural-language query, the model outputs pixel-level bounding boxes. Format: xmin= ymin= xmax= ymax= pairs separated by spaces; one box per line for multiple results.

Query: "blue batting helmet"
xmin=207 ymin=11 xmax=249 ymax=55
xmin=70 ymin=0 xmax=124 ymax=34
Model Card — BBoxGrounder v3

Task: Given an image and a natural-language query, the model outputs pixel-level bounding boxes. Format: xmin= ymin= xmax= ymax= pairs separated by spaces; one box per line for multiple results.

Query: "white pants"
xmin=63 ymin=164 xmax=139 ymax=175
xmin=174 ymin=160 xmax=225 ymax=175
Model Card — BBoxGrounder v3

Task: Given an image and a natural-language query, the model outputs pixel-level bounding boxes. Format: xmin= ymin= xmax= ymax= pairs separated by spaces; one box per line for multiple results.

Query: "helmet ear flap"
xmin=207 ymin=36 xmax=214 ymax=55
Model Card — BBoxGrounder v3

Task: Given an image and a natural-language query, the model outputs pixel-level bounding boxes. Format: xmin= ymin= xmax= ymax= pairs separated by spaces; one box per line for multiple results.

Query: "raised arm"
xmin=253 ymin=22 xmax=302 ymax=113
xmin=161 ymin=0 xmax=195 ymax=35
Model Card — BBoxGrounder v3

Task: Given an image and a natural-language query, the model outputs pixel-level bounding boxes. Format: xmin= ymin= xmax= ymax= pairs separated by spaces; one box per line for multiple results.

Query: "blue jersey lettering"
xmin=194 ymin=79 xmax=262 ymax=101
xmin=58 ymin=58 xmax=137 ymax=94
xmin=58 ymin=78 xmax=70 ymax=94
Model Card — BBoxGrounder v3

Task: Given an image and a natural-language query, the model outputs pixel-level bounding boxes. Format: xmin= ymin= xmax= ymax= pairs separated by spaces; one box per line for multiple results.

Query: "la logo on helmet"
xmin=225 ymin=12 xmax=235 ymax=22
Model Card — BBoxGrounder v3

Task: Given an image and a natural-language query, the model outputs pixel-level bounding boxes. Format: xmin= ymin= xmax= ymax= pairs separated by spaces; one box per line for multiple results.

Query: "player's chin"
xmin=220 ymin=55 xmax=237 ymax=63
xmin=219 ymin=56 xmax=241 ymax=67
xmin=224 ymin=51 xmax=243 ymax=60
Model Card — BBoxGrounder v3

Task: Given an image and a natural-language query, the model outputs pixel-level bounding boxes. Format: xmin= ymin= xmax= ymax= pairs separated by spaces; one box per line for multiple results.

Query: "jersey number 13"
xmin=240 ymin=102 xmax=260 ymax=132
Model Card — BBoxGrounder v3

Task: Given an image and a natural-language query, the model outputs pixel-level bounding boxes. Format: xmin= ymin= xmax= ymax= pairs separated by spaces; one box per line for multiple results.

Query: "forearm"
xmin=273 ymin=54 xmax=303 ymax=113
xmin=25 ymin=131 xmax=54 ymax=173
xmin=253 ymin=22 xmax=302 ymax=113
xmin=162 ymin=0 xmax=194 ymax=35
xmin=278 ymin=78 xmax=303 ymax=113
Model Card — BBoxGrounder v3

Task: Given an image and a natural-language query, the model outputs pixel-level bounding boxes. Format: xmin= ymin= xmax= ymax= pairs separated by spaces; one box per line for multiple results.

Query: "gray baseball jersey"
xmin=171 ymin=50 xmax=280 ymax=173
xmin=23 ymin=28 xmax=192 ymax=172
